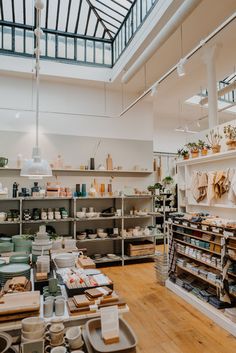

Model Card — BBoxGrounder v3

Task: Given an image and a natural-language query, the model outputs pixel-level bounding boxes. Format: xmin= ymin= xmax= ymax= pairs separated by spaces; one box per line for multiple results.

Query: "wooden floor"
xmin=101 ymin=262 xmax=236 ymax=353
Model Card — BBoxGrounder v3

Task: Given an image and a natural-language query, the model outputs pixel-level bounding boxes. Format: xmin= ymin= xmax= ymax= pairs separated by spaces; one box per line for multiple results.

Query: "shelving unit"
xmin=0 ymin=195 xmax=157 ymax=266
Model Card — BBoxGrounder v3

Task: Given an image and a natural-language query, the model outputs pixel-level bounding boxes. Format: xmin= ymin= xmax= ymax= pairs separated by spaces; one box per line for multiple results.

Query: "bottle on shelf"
xmin=12 ymin=182 xmax=19 ymax=198
xmin=106 ymin=154 xmax=113 ymax=170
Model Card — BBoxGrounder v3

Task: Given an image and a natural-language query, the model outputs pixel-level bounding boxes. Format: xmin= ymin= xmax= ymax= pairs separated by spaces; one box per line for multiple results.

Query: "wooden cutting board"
xmin=0 ymin=291 xmax=40 ymax=315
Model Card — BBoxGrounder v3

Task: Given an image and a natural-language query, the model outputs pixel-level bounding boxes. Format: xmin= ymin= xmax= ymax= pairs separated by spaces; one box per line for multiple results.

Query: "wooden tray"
xmin=0 ymin=291 xmax=40 ymax=315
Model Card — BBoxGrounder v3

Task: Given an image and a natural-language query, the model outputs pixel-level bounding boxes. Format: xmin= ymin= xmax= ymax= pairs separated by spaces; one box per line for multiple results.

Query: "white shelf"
xmin=0 ymin=167 xmax=152 ymax=175
xmin=22 ymin=218 xmax=74 ymax=223
xmin=76 ymin=216 xmax=122 ymax=221
xmin=188 ymin=202 xmax=236 ymax=209
xmin=166 ymin=279 xmax=236 ymax=337
xmin=176 ymin=149 xmax=236 ymax=166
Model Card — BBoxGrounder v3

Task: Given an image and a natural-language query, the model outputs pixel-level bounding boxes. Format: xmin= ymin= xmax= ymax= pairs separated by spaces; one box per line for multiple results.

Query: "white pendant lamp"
xmin=21 ymin=0 xmax=52 ymax=179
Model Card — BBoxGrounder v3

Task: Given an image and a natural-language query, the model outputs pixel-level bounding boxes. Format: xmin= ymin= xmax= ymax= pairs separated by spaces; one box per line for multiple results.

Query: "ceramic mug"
xmin=65 ymin=326 xmax=83 ymax=350
xmin=45 ymin=341 xmax=67 ymax=353
xmin=22 ymin=327 xmax=45 ymax=340
xmin=0 ymin=157 xmax=8 ymax=167
xmin=0 ymin=212 xmax=7 ymax=221
xmin=45 ymin=331 xmax=64 ymax=346
xmin=55 ymin=299 xmax=65 ymax=316
xmin=44 ymin=299 xmax=54 ymax=318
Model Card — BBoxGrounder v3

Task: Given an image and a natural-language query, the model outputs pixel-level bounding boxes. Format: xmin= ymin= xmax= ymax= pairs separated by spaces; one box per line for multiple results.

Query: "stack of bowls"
xmin=0 ymin=263 xmax=31 ymax=286
xmin=9 ymin=254 xmax=30 ymax=264
xmin=0 ymin=236 xmax=12 ymax=243
xmin=32 ymin=227 xmax=52 ymax=262
xmin=21 ymin=317 xmax=45 ymax=342
xmin=12 ymin=235 xmax=32 ymax=254
xmin=0 ymin=259 xmax=6 ymax=267
xmin=0 ymin=242 xmax=14 ymax=253
xmin=54 ymin=253 xmax=75 ymax=268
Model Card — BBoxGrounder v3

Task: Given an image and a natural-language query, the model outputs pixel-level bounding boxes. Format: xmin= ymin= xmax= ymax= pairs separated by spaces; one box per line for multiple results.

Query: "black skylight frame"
xmin=0 ymin=0 xmax=158 ymax=67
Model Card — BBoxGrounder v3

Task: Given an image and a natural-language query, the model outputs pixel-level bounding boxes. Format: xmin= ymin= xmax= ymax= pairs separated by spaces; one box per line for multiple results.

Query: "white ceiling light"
xmin=175 ymin=126 xmax=197 ymax=134
xmin=21 ymin=0 xmax=52 ymax=179
xmin=177 ymin=58 xmax=187 ymax=77
xmin=150 ymin=83 xmax=158 ymax=97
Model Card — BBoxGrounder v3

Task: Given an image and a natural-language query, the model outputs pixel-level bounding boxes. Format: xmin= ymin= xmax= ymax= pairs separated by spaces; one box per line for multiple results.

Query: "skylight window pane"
xmin=47 ymin=0 xmax=57 ymax=29
xmin=2 ymin=0 xmax=12 ymax=21
xmin=66 ymin=37 xmax=74 ymax=59
xmin=77 ymin=38 xmax=85 ymax=61
xmin=25 ymin=29 xmax=33 ymax=54
xmin=0 ymin=26 xmax=2 ymax=48
xmin=77 ymin=1 xmax=89 ymax=35
xmin=15 ymin=28 xmax=24 ymax=53
xmin=57 ymin=0 xmax=69 ymax=31
xmin=25 ymin=0 xmax=34 ymax=26
xmin=86 ymin=12 xmax=97 ymax=37
xmin=47 ymin=34 xmax=55 ymax=57
xmin=3 ymin=27 xmax=12 ymax=50
xmin=14 ymin=0 xmax=23 ymax=24
xmin=58 ymin=35 xmax=66 ymax=58
xmin=86 ymin=40 xmax=94 ymax=63
xmin=147 ymin=0 xmax=153 ymax=12
xmin=104 ymin=42 xmax=111 ymax=65
xmin=95 ymin=41 xmax=103 ymax=64
xmin=67 ymin=0 xmax=80 ymax=33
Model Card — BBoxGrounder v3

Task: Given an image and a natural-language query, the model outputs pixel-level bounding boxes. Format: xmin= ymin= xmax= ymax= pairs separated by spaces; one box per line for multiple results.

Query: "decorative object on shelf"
xmin=81 ymin=184 xmax=87 ymax=197
xmin=0 ymin=157 xmax=8 ymax=168
xmin=20 ymin=1 xmax=52 ymax=179
xmin=17 ymin=153 xmax=23 ymax=168
xmin=185 ymin=142 xmax=200 ymax=158
xmin=206 ymin=128 xmax=222 ymax=154
xmin=177 ymin=149 xmax=189 ymax=160
xmin=90 ymin=158 xmax=95 ymax=170
xmin=12 ymin=182 xmax=19 ymax=198
xmin=198 ymin=139 xmax=211 ymax=156
xmin=223 ymin=125 xmax=236 ymax=150
xmin=31 ymin=182 xmax=41 ymax=197
xmin=0 ymin=183 xmax=8 ymax=198
xmin=106 ymin=154 xmax=113 ymax=171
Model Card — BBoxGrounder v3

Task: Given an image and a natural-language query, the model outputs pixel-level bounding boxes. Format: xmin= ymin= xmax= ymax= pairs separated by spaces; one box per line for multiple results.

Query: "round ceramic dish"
xmin=9 ymin=255 xmax=30 ymax=264
xmin=0 ymin=259 xmax=6 ymax=267
xmin=0 ymin=332 xmax=12 ymax=353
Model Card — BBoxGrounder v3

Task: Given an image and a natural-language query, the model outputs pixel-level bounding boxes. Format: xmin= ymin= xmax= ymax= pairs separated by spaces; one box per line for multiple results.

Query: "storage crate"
xmin=126 ymin=240 xmax=155 ymax=257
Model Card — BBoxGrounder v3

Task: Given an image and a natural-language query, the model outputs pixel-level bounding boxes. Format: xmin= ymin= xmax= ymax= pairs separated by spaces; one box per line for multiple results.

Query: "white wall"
xmin=0 ymin=74 xmax=153 ymax=141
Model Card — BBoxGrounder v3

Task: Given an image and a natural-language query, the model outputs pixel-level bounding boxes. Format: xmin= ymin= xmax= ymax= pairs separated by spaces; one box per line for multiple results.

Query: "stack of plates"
xmin=0 ymin=242 xmax=14 ymax=253
xmin=0 ymin=263 xmax=31 ymax=286
xmin=10 ymin=254 xmax=30 ymax=264
xmin=12 ymin=235 xmax=32 ymax=254
xmin=0 ymin=237 xmax=12 ymax=243
xmin=54 ymin=253 xmax=75 ymax=268
xmin=0 ymin=259 xmax=6 ymax=267
xmin=36 ymin=255 xmax=50 ymax=273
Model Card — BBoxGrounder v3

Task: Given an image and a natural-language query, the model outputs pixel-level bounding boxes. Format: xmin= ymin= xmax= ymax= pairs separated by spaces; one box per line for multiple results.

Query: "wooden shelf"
xmin=176 ymin=264 xmax=220 ymax=287
xmin=0 ymin=221 xmax=20 ymax=225
xmin=176 ymin=149 xmax=236 ymax=166
xmin=188 ymin=202 xmax=236 ymax=209
xmin=22 ymin=218 xmax=74 ymax=224
xmin=172 ymin=222 xmax=224 ymax=237
xmin=77 ymin=237 xmax=122 ymax=242
xmin=227 ymin=245 xmax=236 ymax=250
xmin=76 ymin=216 xmax=122 ymax=221
xmin=173 ymin=230 xmax=221 ymax=245
xmin=228 ymin=272 xmax=236 ymax=278
xmin=176 ymin=239 xmax=221 ymax=256
xmin=177 ymin=251 xmax=221 ymax=270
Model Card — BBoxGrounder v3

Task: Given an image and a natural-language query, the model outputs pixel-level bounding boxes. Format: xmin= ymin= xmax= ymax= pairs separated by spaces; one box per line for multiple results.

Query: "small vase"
xmin=226 ymin=139 xmax=236 ymax=151
xmin=191 ymin=151 xmax=199 ymax=158
xmin=201 ymin=149 xmax=208 ymax=156
xmin=212 ymin=144 xmax=221 ymax=153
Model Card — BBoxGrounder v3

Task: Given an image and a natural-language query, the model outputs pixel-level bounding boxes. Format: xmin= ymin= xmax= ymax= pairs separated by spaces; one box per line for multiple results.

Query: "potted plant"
xmin=223 ymin=125 xmax=236 ymax=150
xmin=162 ymin=176 xmax=174 ymax=186
xmin=198 ymin=140 xmax=211 ymax=156
xmin=177 ymin=148 xmax=189 ymax=160
xmin=206 ymin=129 xmax=222 ymax=153
xmin=185 ymin=142 xmax=199 ymax=158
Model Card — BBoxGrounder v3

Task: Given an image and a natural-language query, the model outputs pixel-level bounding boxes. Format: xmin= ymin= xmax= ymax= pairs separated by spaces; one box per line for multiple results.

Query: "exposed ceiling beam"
xmin=200 ymin=81 xmax=236 ymax=105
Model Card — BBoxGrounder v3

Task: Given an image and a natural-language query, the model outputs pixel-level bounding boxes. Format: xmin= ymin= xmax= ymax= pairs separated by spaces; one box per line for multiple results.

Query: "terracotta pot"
xmin=226 ymin=139 xmax=236 ymax=151
xmin=191 ymin=151 xmax=199 ymax=158
xmin=201 ymin=149 xmax=208 ymax=156
xmin=212 ymin=144 xmax=221 ymax=154
xmin=183 ymin=155 xmax=189 ymax=160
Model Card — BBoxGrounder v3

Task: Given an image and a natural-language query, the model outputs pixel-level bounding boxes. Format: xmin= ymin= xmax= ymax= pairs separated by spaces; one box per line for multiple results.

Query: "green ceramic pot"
xmin=0 ymin=157 xmax=8 ymax=167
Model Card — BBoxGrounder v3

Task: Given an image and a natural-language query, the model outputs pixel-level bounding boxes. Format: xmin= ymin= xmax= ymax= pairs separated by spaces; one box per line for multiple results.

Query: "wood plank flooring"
xmin=101 ymin=262 xmax=236 ymax=353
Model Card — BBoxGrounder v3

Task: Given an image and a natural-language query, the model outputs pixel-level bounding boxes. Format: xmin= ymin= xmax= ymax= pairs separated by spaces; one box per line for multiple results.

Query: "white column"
xmin=202 ymin=45 xmax=219 ymax=129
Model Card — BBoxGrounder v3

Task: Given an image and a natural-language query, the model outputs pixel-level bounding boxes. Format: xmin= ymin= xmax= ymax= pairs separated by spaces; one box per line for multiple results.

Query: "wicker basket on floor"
xmin=154 ymin=251 xmax=168 ymax=286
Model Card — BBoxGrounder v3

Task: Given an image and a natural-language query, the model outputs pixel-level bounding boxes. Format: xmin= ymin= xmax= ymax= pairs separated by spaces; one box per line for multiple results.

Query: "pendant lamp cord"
xmin=35 ymin=6 xmax=41 ymax=149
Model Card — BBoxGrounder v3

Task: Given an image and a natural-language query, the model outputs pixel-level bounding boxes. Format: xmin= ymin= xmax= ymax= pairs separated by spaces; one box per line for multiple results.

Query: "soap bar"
xmin=103 ymin=332 xmax=120 ymax=345
xmin=36 ymin=272 xmax=48 ymax=281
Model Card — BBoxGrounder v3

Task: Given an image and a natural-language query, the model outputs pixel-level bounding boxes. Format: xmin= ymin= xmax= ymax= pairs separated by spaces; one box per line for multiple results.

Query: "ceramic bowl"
xmin=22 ymin=317 xmax=45 ymax=332
xmin=76 ymin=212 xmax=85 ymax=219
xmin=98 ymin=232 xmax=108 ymax=239
xmin=88 ymin=233 xmax=97 ymax=239
xmin=22 ymin=328 xmax=45 ymax=340
xmin=77 ymin=234 xmax=86 ymax=240
xmin=86 ymin=212 xmax=98 ymax=218
xmin=0 ymin=332 xmax=12 ymax=353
